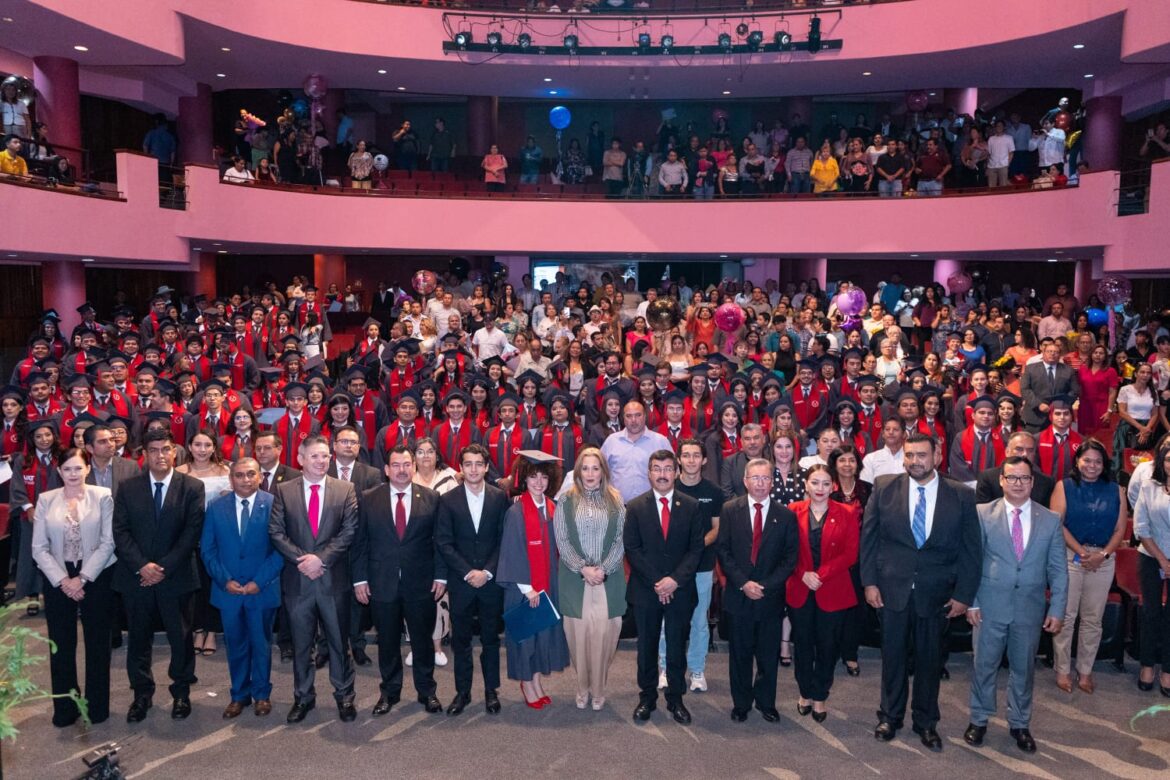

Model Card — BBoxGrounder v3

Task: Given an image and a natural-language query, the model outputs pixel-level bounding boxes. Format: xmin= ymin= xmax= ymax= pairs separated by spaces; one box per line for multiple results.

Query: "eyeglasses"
xmin=1002 ymin=475 xmax=1033 ymax=485
xmin=745 ymin=475 xmax=772 ymax=484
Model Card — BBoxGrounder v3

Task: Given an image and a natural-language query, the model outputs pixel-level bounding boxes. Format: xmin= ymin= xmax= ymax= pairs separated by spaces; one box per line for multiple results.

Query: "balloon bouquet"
xmin=1096 ymin=275 xmax=1132 ymax=349
xmin=302 ymin=73 xmax=328 ymax=184
xmin=549 ymin=106 xmax=571 ymax=182
xmin=835 ymin=288 xmax=868 ymax=333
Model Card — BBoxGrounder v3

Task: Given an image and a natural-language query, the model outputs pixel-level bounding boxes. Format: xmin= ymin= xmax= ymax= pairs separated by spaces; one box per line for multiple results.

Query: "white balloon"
xmin=373 ymin=154 xmax=389 ymax=171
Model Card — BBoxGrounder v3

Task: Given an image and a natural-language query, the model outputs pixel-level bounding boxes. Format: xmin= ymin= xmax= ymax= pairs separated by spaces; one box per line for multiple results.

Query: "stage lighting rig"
xmin=718 ymin=32 xmax=732 ymax=52
xmin=454 ymin=30 xmax=472 ymax=50
xmin=807 ymin=16 xmax=822 ymax=53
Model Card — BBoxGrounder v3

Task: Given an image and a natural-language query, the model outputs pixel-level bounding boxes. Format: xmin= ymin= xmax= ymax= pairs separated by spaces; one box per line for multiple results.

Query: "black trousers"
xmin=288 ymin=583 xmax=354 ymax=705
xmin=123 ymin=586 xmax=196 ymax=700
xmin=1139 ymin=555 xmax=1170 ymax=668
xmin=725 ymin=609 xmax=782 ymax=712
xmin=44 ymin=564 xmax=113 ymax=724
xmin=790 ymin=598 xmax=846 ymax=702
xmin=840 ymin=564 xmax=865 ymax=663
xmin=450 ymin=587 xmax=503 ymax=695
xmin=634 ymin=595 xmax=693 ymax=704
xmin=370 ymin=595 xmax=437 ymax=700
xmin=879 ymin=592 xmax=946 ymax=730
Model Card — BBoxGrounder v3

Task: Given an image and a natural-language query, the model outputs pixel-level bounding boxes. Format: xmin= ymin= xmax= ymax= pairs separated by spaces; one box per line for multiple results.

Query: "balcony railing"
xmin=354 ymin=0 xmax=895 ymax=17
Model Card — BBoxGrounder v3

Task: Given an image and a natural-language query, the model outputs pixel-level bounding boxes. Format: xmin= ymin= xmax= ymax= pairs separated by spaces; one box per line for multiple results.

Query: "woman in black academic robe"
xmin=496 ymin=454 xmax=571 ymax=709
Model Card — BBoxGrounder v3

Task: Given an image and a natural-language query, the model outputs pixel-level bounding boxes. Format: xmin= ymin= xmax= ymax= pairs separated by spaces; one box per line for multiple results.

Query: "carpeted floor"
xmin=5 ymin=628 xmax=1170 ymax=780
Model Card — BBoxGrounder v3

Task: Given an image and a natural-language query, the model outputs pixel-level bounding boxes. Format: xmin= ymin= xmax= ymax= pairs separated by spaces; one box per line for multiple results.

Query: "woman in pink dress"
xmin=1077 ymin=343 xmax=1120 ymax=438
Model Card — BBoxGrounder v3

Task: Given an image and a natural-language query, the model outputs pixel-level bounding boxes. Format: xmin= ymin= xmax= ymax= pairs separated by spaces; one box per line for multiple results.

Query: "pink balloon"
xmin=947 ymin=272 xmax=973 ymax=295
xmin=303 ymin=73 xmax=328 ymax=100
xmin=1097 ymin=275 xmax=1132 ymax=306
xmin=835 ymin=288 xmax=868 ymax=317
xmin=412 ymin=269 xmax=437 ymax=296
xmin=714 ymin=303 xmax=745 ymax=333
xmin=905 ymin=90 xmax=929 ymax=113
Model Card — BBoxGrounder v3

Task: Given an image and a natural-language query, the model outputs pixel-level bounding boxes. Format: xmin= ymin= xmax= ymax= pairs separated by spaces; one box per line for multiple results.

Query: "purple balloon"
xmin=303 ymin=73 xmax=328 ymax=100
xmin=906 ymin=90 xmax=929 ymax=113
xmin=947 ymin=273 xmax=973 ymax=295
xmin=841 ymin=316 xmax=864 ymax=333
xmin=1097 ymin=275 xmax=1132 ymax=306
xmin=835 ymin=288 xmax=868 ymax=317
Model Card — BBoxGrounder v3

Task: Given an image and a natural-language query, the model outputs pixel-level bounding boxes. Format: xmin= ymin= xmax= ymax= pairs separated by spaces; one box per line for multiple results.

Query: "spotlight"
xmin=486 ymin=31 xmax=502 ymax=49
xmin=807 ymin=16 xmax=822 ymax=53
xmin=718 ymin=32 xmax=732 ymax=51
xmin=774 ymin=30 xmax=792 ymax=48
xmin=661 ymin=34 xmax=674 ymax=51
xmin=517 ymin=33 xmax=532 ymax=49
xmin=735 ymin=22 xmax=749 ymax=37
xmin=637 ymin=32 xmax=651 ymax=50
xmin=564 ymin=33 xmax=578 ymax=51
xmin=454 ymin=31 xmax=471 ymax=49
xmin=747 ymin=30 xmax=763 ymax=51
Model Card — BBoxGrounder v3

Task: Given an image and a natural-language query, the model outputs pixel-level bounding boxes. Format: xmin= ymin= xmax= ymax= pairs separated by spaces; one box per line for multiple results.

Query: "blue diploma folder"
xmin=503 ymin=590 xmax=561 ymax=642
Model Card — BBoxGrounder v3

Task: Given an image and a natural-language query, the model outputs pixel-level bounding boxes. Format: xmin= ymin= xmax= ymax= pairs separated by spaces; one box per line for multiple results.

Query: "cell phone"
xmin=1072 ymin=553 xmax=1081 ymax=564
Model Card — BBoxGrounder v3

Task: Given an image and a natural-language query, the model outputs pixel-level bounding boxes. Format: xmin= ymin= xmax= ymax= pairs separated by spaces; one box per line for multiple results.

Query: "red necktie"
xmin=308 ymin=483 xmax=320 ymax=537
xmin=751 ymin=503 xmax=763 ymax=564
xmin=395 ymin=492 xmax=407 ymax=540
xmin=659 ymin=497 xmax=670 ymax=540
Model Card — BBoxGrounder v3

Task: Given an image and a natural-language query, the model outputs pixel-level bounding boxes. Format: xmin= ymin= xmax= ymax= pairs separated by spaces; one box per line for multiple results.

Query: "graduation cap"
xmin=996 ymin=391 xmax=1021 ymax=408
xmin=277 ymin=349 xmax=302 ymax=364
xmin=635 ymin=366 xmax=657 ymax=382
xmin=516 ymin=449 xmax=562 ymax=464
xmin=855 ymin=375 xmax=880 ymax=390
xmin=514 ymin=369 xmax=543 ymax=387
xmin=765 ymin=398 xmax=793 ymax=417
xmin=361 ymin=317 xmax=382 ymax=331
xmin=546 ymin=390 xmax=572 ymax=409
xmin=481 ymin=355 xmax=506 ymax=371
xmin=835 ymin=397 xmax=859 ymax=413
xmin=76 ymin=302 xmax=96 ymax=315
xmin=306 ymin=375 xmax=329 ymax=391
xmin=443 ymin=388 xmax=469 ymax=406
xmin=842 ymin=347 xmax=866 ymax=362
xmin=157 ymin=318 xmax=178 ymax=332
xmin=65 ymin=373 xmax=93 ymax=390
xmin=440 ymin=349 xmax=462 ymax=364
xmin=707 ymin=353 xmax=730 ymax=366
xmin=141 ymin=342 xmax=163 ymax=355
xmin=662 ymin=389 xmax=686 ymax=406
xmin=392 ymin=337 xmax=421 ymax=357
xmin=283 ymin=381 xmax=309 ymax=398
xmin=1 ymin=385 xmax=27 ymax=402
xmin=970 ymin=394 xmax=997 ymax=411
xmin=1048 ymin=394 xmax=1075 ymax=411
xmin=111 ymin=306 xmax=134 ymax=320
xmin=398 ymin=390 xmax=422 ymax=408
xmin=496 ymin=392 xmax=521 ymax=409
xmin=154 ymin=377 xmax=177 ymax=396
xmin=600 ymin=386 xmax=627 ymax=404
xmin=172 ymin=370 xmax=196 ymax=386
xmin=280 ymin=333 xmax=303 ymax=346
xmin=796 ymin=358 xmax=820 ymax=371
xmin=689 ymin=363 xmax=710 ymax=377
xmin=70 ymin=412 xmax=103 ymax=432
xmin=27 ymin=418 xmax=59 ymax=436
xmin=135 ymin=364 xmax=160 ymax=378
xmin=25 ymin=371 xmax=50 ymax=386
xmin=144 ymin=410 xmax=175 ymax=425
xmin=200 ymin=378 xmax=229 ymax=394
xmin=639 ymin=352 xmax=661 ymax=368
xmin=104 ymin=413 xmax=132 ymax=430
xmin=209 ymin=362 xmax=233 ymax=377
xmin=180 ymin=310 xmax=200 ymax=326
xmin=745 ymin=364 xmax=769 ymax=379
xmin=303 ymin=355 xmax=326 ymax=374
xmin=893 ymin=386 xmax=920 ymax=405
xmin=342 ymin=364 xmax=371 ymax=384
xmin=258 ymin=367 xmax=283 ymax=383
xmin=547 ymin=358 xmax=566 ymax=375
xmin=717 ymin=399 xmax=743 ymax=417
xmin=27 ymin=335 xmax=51 ymax=348
xmin=728 ymin=374 xmax=750 ymax=390
xmin=40 ymin=308 xmax=61 ymax=323
xmin=231 ymin=310 xmax=249 ymax=322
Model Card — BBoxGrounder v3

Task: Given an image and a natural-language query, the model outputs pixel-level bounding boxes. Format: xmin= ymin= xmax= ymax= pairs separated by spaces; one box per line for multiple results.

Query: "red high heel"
xmin=538 ymin=695 xmax=552 ymax=706
xmin=520 ymin=684 xmax=544 ymax=710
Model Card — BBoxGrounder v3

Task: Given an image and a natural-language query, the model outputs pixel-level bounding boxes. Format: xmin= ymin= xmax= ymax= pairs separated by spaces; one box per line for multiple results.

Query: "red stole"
xmin=836 ymin=377 xmax=861 ymax=403
xmin=353 ymin=393 xmax=381 ymax=449
xmin=383 ymin=420 xmax=420 ymax=452
xmin=594 ymin=376 xmax=622 ymax=410
xmin=252 ymin=387 xmax=285 ymax=411
xmin=356 ymin=338 xmax=382 ymax=358
xmin=639 ymin=398 xmax=662 ymax=429
xmin=839 ymin=428 xmax=870 ymax=458
xmin=2 ymin=423 xmax=19 ymax=457
xmin=656 ymin=420 xmax=692 ymax=452
xmin=196 ymin=409 xmax=231 ymax=438
xmin=15 ymin=357 xmax=38 ymax=385
xmin=486 ymin=425 xmax=520 ymax=481
xmin=541 ymin=423 xmax=583 ymax=463
xmin=470 ymin=407 xmax=491 ymax=435
xmin=26 ymin=398 xmax=62 ymax=420
xmin=240 ymin=326 xmax=269 ymax=360
xmin=385 ymin=368 xmax=414 ymax=407
xmin=222 ymin=349 xmax=247 ymax=390
xmin=190 ymin=355 xmax=212 ymax=382
xmin=684 ymin=396 xmax=714 ymax=435
xmin=58 ymin=405 xmax=95 ymax=442
xmin=222 ymin=432 xmax=253 ymax=462
xmin=22 ymin=454 xmax=53 ymax=508
xmin=93 ymin=389 xmax=132 ymax=419
xmin=720 ymin=429 xmax=742 ymax=460
xmin=297 ymin=301 xmax=320 ymax=327
xmin=437 ymin=422 xmax=473 ymax=471
xmin=521 ymin=492 xmax=556 ymax=594
xmin=1038 ymin=427 xmax=1081 ymax=481
xmin=792 ymin=381 xmax=829 ymax=430
xmin=276 ymin=413 xmax=314 ymax=468
xmin=959 ymin=426 xmax=1006 ymax=472
xmin=858 ymin=405 xmax=883 ymax=446
xmin=517 ymin=402 xmax=546 ymax=432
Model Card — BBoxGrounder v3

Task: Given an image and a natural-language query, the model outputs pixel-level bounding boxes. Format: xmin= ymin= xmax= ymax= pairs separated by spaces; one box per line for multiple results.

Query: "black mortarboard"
xmin=283 ymin=381 xmax=309 ymax=398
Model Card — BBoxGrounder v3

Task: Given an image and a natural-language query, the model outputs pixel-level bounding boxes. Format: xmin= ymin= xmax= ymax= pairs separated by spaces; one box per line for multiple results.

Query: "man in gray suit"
xmin=1019 ymin=340 xmax=1080 ymax=432
xmin=269 ymin=434 xmax=361 ymax=724
xmin=964 ymin=456 xmax=1068 ymax=753
xmin=83 ymin=424 xmax=140 ymax=495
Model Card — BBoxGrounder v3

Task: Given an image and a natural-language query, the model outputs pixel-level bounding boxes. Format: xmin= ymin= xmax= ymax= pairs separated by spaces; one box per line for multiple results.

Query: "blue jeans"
xmin=917 ymin=179 xmax=943 ymax=196
xmin=788 ymin=172 xmax=811 ymax=193
xmin=878 ymin=179 xmax=903 ymax=197
xmin=694 ymin=183 xmax=714 ymax=200
xmin=659 ymin=570 xmax=714 ymax=675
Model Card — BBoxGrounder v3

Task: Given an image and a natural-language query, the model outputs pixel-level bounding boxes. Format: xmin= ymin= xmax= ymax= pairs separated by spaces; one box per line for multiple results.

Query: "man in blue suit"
xmin=201 ymin=457 xmax=284 ymax=719
xmin=964 ymin=456 xmax=1068 ymax=753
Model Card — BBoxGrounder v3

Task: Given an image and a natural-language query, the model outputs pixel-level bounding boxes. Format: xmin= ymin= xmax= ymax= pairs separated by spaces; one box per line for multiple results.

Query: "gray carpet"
xmin=5 ymin=628 xmax=1170 ymax=780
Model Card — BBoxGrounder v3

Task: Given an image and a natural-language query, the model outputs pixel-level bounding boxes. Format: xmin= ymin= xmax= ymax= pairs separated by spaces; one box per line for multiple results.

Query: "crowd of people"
xmin=3 ymin=265 xmax=1170 ymax=755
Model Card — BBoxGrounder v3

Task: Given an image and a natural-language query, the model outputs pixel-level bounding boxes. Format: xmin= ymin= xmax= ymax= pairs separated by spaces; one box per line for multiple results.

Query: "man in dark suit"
xmin=717 ymin=458 xmax=799 ymax=722
xmin=582 ymin=351 xmax=635 ymax=427
xmin=112 ymin=428 xmax=206 ymax=723
xmin=1019 ymin=340 xmax=1080 ymax=432
xmin=861 ymin=431 xmax=981 ymax=751
xmin=201 ymin=458 xmax=284 ymax=718
xmin=352 ymin=444 xmax=446 ymax=717
xmin=269 ymin=434 xmax=360 ymax=724
xmin=254 ymin=430 xmax=300 ymax=662
xmin=719 ymin=422 xmax=767 ymax=501
xmin=975 ymin=431 xmax=1055 ymax=507
xmin=624 ymin=449 xmax=705 ymax=724
xmin=322 ymin=425 xmax=384 ymax=668
xmin=435 ymin=443 xmax=508 ymax=716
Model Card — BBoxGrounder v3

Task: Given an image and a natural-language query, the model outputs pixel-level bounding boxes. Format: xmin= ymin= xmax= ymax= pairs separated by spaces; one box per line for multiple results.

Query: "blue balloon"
xmin=549 ymin=105 xmax=571 ymax=131
xmin=1086 ymin=308 xmax=1108 ymax=328
xmin=291 ymin=98 xmax=309 ymax=118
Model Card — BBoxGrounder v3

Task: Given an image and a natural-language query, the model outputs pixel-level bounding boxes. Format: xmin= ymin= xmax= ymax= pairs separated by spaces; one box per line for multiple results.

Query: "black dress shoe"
xmin=811 ymin=709 xmax=828 ymax=724
xmin=280 ymin=646 xmax=294 ymax=663
xmin=419 ymin=695 xmax=443 ymax=713
xmin=633 ymin=701 xmax=656 ymax=721
xmin=845 ymin=662 xmax=861 ymax=677
xmin=372 ymin=696 xmax=398 ymax=716
xmin=1161 ymin=684 xmax=1170 ymax=698
xmin=126 ymin=696 xmax=152 ymax=723
xmin=171 ymin=697 xmax=192 ymax=720
xmin=756 ymin=705 xmax=780 ymax=722
xmin=286 ymin=699 xmax=316 ymax=723
xmin=940 ymin=666 xmax=950 ymax=681
xmin=730 ymin=708 xmax=749 ymax=722
xmin=485 ymin=689 xmax=501 ymax=714
xmin=352 ymin=647 xmax=372 ymax=666
xmin=1010 ymin=728 xmax=1036 ymax=753
xmin=446 ymin=692 xmax=471 ymax=716
xmin=666 ymin=701 xmax=691 ymax=724
xmin=964 ymin=723 xmax=987 ymax=746
xmin=1138 ymin=679 xmax=1155 ymax=692
xmin=315 ymin=653 xmax=329 ymax=670
xmin=874 ymin=721 xmax=898 ymax=741
xmin=338 ymin=700 xmax=357 ymax=722
xmin=797 ymin=701 xmax=813 ymax=717
xmin=913 ymin=726 xmax=943 ymax=752
xmin=52 ymin=714 xmax=80 ymax=728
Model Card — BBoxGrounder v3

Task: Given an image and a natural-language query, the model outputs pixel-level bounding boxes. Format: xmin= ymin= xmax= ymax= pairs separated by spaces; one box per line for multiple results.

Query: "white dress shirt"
xmin=465 ymin=484 xmax=485 ymax=532
xmin=149 ymin=469 xmax=175 ymax=508
xmin=749 ymin=495 xmax=771 ymax=522
xmin=302 ymin=476 xmax=326 ymax=521
xmin=235 ymin=492 xmax=257 ymax=535
xmin=653 ymin=489 xmax=674 ymax=533
xmin=907 ymin=471 xmax=941 ymax=540
xmin=860 ymin=447 xmax=905 ymax=484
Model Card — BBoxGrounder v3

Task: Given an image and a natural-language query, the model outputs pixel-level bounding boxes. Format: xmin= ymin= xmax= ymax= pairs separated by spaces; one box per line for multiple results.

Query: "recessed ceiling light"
xmin=221 ymin=46 xmax=231 ymax=52
xmin=217 ymin=250 xmax=228 ymax=254
xmin=1055 ymin=250 xmax=1064 ymax=254
xmin=862 ymin=71 xmax=872 ymax=76
xmin=543 ymin=77 xmax=553 ymax=82
xmin=2 ymin=17 xmax=14 ymax=23
xmin=722 ymin=90 xmax=731 ymax=95
xmin=81 ymin=257 xmax=94 ymax=262
xmin=719 ymin=254 xmax=728 ymax=258
xmin=928 ymin=92 xmax=936 ymax=96
xmin=212 ymin=242 xmax=222 ymax=246
xmin=396 ymin=86 xmax=406 ymax=91
xmin=1084 ymin=73 xmax=1094 ymax=79
xmin=73 ymin=45 xmax=88 ymax=52
xmin=1047 ymin=258 xmax=1059 ymax=263
xmin=193 ymin=247 xmax=201 ymax=251
xmin=377 ymin=69 xmax=386 ymax=74
xmin=909 ymin=254 xmax=919 ymax=258
xmin=548 ymin=89 xmax=558 ymax=95
xmin=1073 ymin=43 xmax=1085 ymax=49
xmin=6 ymin=253 xmax=16 ymax=257
xmin=216 ymin=73 xmax=226 ymax=78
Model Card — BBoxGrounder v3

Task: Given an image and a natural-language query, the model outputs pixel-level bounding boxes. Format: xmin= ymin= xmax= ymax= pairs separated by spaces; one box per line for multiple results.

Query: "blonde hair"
xmin=567 ymin=447 xmax=623 ymax=515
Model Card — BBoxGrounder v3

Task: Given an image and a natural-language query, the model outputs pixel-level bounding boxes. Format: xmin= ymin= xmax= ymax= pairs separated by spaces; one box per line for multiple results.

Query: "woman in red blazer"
xmin=785 ymin=464 xmax=859 ymax=722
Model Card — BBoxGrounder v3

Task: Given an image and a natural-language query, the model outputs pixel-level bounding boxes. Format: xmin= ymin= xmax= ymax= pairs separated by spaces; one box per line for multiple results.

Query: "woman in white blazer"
xmin=32 ymin=447 xmax=117 ymax=727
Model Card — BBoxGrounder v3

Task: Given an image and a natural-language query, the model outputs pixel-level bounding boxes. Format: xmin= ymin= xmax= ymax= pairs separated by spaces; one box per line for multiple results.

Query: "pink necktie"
xmin=308 ymin=484 xmax=321 ymax=537
xmin=1010 ymin=506 xmax=1024 ymax=561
